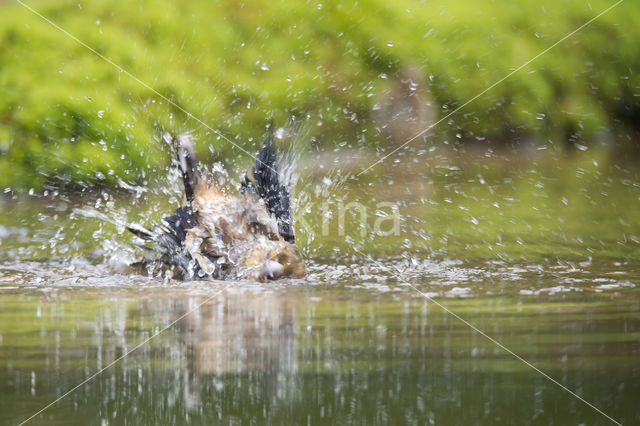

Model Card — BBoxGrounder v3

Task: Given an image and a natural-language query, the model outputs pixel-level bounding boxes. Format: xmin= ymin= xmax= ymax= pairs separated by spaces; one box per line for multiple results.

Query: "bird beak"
xmin=262 ymin=259 xmax=284 ymax=280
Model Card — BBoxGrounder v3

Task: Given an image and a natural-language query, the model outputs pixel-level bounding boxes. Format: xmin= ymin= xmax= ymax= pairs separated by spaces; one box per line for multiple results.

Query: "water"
xmin=1 ymin=272 xmax=638 ymax=425
xmin=1 ymin=149 xmax=640 ymax=424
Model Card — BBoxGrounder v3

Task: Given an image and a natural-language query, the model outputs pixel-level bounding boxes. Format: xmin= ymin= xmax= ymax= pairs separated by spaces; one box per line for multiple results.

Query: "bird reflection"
xmin=141 ymin=288 xmax=302 ymax=409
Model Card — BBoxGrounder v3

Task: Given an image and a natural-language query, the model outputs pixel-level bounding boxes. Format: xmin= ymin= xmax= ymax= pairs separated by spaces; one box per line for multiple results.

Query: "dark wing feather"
xmin=128 ymin=206 xmax=205 ymax=280
xmin=252 ymin=124 xmax=295 ymax=243
xmin=127 ymin=134 xmax=218 ymax=280
xmin=155 ymin=206 xmax=202 ymax=279
xmin=126 ymin=224 xmax=154 ymax=240
xmin=240 ymin=175 xmax=256 ymax=194
xmin=175 ymin=134 xmax=200 ymax=203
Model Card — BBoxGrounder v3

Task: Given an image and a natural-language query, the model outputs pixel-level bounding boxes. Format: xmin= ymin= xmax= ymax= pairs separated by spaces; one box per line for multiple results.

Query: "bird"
xmin=126 ymin=124 xmax=307 ymax=281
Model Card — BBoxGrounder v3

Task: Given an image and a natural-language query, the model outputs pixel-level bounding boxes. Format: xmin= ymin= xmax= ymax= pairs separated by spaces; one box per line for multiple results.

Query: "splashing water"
xmin=0 ymin=141 xmax=639 ymax=297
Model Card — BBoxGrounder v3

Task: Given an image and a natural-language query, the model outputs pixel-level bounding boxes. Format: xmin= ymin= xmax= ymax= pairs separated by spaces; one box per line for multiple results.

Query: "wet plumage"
xmin=127 ymin=126 xmax=306 ymax=281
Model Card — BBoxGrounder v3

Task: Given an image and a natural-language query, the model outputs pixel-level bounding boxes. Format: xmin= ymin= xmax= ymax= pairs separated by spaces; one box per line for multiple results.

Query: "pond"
xmin=1 ymin=148 xmax=639 ymax=425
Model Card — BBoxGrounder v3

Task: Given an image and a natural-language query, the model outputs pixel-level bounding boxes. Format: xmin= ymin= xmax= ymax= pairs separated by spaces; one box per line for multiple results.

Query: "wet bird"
xmin=127 ymin=125 xmax=306 ymax=281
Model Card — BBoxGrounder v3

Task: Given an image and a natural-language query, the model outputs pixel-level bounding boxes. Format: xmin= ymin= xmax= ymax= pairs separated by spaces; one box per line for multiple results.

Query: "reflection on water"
xmin=171 ymin=289 xmax=300 ymax=410
xmin=0 ymin=272 xmax=639 ymax=424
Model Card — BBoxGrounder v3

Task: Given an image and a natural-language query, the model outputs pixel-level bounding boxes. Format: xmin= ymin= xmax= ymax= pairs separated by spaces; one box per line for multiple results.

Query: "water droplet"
xmin=387 ymin=41 xmax=394 ymax=47
xmin=97 ymin=110 xmax=105 ymax=118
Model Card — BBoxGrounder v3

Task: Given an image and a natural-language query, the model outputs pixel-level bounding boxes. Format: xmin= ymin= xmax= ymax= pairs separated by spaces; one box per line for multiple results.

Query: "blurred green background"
xmin=0 ymin=0 xmax=638 ymax=191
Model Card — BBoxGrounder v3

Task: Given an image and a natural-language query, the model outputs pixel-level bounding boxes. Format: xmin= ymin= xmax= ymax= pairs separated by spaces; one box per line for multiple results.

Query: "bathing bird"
xmin=126 ymin=125 xmax=306 ymax=281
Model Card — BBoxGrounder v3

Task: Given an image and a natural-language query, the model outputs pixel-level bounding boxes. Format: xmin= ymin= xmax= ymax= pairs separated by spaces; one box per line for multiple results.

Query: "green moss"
xmin=0 ymin=0 xmax=638 ymax=190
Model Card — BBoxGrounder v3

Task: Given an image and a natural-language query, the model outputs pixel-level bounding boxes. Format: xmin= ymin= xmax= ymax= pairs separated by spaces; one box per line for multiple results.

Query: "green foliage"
xmin=0 ymin=0 xmax=638 ymax=190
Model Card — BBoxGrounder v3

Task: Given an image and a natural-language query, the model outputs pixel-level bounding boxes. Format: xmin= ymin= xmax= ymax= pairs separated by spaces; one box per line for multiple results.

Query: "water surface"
xmin=1 ymin=150 xmax=639 ymax=425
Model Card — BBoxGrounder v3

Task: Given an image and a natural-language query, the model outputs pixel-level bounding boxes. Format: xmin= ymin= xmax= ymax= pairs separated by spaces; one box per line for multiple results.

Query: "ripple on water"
xmin=0 ymin=254 xmax=636 ymax=299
